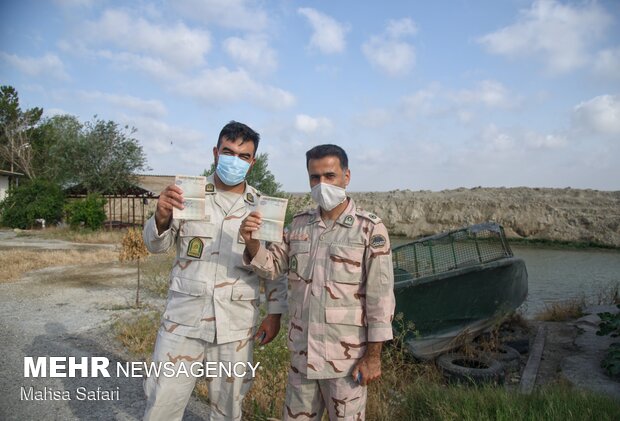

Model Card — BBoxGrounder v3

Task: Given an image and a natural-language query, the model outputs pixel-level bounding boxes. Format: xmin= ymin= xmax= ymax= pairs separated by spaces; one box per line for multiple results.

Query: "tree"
xmin=29 ymin=114 xmax=82 ymax=184
xmin=203 ymin=153 xmax=284 ymax=196
xmin=62 ymin=117 xmax=149 ymax=194
xmin=64 ymin=194 xmax=107 ymax=230
xmin=0 ymin=85 xmax=43 ymax=177
xmin=119 ymin=228 xmax=149 ymax=307
xmin=0 ymin=179 xmax=65 ymax=228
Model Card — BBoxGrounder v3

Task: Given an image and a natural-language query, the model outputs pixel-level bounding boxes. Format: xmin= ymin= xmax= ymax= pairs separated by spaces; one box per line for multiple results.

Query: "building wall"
xmin=0 ymin=176 xmax=8 ymax=202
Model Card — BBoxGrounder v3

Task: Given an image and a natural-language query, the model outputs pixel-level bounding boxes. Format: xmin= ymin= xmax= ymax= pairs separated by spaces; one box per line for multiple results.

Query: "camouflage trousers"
xmin=283 ymin=368 xmax=367 ymax=420
xmin=143 ymin=327 xmax=255 ymax=421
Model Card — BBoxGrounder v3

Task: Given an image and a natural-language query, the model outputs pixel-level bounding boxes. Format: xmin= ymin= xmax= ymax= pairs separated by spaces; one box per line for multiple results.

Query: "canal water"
xmin=512 ymin=246 xmax=620 ymax=317
xmin=391 ymin=238 xmax=620 ymax=318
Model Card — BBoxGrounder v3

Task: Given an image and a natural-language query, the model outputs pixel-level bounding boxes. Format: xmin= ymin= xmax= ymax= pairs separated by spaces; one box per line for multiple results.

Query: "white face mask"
xmin=311 ymin=183 xmax=346 ymax=211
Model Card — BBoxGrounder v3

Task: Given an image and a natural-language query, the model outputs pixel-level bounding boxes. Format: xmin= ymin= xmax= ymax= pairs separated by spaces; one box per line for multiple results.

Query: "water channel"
xmin=392 ymin=238 xmax=620 ymax=318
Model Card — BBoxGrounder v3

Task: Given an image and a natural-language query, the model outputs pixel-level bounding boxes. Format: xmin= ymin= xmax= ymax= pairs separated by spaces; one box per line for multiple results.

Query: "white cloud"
xmin=83 ymin=9 xmax=211 ymax=70
xmin=53 ymin=0 xmax=94 ymax=7
xmin=454 ymin=80 xmax=515 ymax=109
xmin=223 ymin=35 xmax=277 ymax=74
xmin=478 ymin=0 xmax=612 ymax=73
xmin=44 ymin=108 xmax=69 ymax=118
xmin=298 ymin=8 xmax=349 ymax=54
xmin=77 ymin=90 xmax=167 ymax=118
xmin=354 ymin=108 xmax=392 ymax=128
xmin=401 ymin=88 xmax=436 ymax=117
xmin=573 ymin=94 xmax=620 ymax=136
xmin=129 ymin=116 xmax=214 ymax=174
xmin=524 ymin=132 xmax=567 ymax=149
xmin=362 ymin=18 xmax=417 ymax=77
xmin=0 ymin=52 xmax=69 ymax=80
xmin=594 ymin=47 xmax=620 ymax=80
xmin=174 ymin=0 xmax=268 ymax=31
xmin=176 ymin=67 xmax=295 ymax=110
xmin=95 ymin=50 xmax=183 ymax=81
xmin=386 ymin=18 xmax=418 ymax=38
xmin=480 ymin=124 xmax=515 ymax=152
xmin=294 ymin=114 xmax=333 ymax=134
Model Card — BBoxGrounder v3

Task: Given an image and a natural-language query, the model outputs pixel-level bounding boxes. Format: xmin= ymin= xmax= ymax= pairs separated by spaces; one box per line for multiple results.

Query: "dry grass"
xmin=141 ymin=250 xmax=176 ymax=298
xmin=535 ymin=296 xmax=586 ymax=321
xmin=0 ymin=248 xmax=119 ymax=283
xmin=17 ymin=226 xmax=127 ymax=244
xmin=114 ymin=310 xmax=160 ymax=357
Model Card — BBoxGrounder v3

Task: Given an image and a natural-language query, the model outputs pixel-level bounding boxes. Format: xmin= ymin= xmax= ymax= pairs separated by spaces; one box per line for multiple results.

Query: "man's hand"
xmin=351 ymin=343 xmax=383 ymax=386
xmin=240 ymin=211 xmax=262 ymax=258
xmin=155 ymin=184 xmax=184 ymax=234
xmin=254 ymin=313 xmax=281 ymax=345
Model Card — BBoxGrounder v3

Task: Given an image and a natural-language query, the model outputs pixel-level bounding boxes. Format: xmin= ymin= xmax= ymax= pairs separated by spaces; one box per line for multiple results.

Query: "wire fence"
xmin=392 ymin=222 xmax=513 ymax=282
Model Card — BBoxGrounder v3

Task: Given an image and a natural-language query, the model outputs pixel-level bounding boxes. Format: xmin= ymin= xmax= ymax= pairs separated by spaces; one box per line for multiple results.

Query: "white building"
xmin=0 ymin=170 xmax=23 ymax=202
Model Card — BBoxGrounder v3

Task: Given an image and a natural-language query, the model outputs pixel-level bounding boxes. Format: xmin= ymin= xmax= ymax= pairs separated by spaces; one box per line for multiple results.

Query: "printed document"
xmin=253 ymin=196 xmax=288 ymax=243
xmin=173 ymin=175 xmax=206 ymax=220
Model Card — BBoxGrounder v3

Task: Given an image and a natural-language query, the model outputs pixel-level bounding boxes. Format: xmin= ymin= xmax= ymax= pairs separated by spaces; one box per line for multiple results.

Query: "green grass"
xmin=397 ymin=382 xmax=620 ymax=421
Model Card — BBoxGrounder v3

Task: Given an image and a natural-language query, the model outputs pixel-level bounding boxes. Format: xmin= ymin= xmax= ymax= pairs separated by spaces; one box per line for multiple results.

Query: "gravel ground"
xmin=0 ymin=231 xmax=210 ymax=420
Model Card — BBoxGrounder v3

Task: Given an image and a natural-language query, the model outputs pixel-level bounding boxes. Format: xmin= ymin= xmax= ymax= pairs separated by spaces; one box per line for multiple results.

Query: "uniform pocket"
xmin=179 ymin=223 xmax=215 ymax=261
xmin=328 ymin=244 xmax=364 ymax=284
xmin=163 ymin=276 xmax=208 ymax=326
xmin=289 ymin=240 xmax=311 ymax=280
xmin=228 ymin=284 xmax=260 ymax=331
xmin=324 ymin=306 xmax=367 ymax=360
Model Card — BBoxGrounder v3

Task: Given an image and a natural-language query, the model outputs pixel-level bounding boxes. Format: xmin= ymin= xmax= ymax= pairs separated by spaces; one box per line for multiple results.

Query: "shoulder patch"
xmin=370 ymin=234 xmax=387 ymax=249
xmin=356 ymin=209 xmax=382 ymax=224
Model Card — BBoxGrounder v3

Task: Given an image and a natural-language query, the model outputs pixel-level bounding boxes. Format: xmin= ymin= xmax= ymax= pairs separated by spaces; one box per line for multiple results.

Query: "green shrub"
xmin=0 ymin=179 xmax=65 ymax=228
xmin=65 ymin=194 xmax=107 ymax=230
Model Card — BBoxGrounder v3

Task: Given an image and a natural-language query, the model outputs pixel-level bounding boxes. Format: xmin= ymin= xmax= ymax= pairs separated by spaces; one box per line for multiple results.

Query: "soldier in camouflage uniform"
xmin=142 ymin=121 xmax=287 ymax=421
xmin=240 ymin=144 xmax=395 ymax=420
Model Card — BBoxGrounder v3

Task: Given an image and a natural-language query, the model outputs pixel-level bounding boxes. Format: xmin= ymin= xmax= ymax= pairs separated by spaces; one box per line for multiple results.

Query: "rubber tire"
xmin=477 ymin=345 xmax=521 ymax=372
xmin=437 ymin=353 xmax=505 ymax=385
xmin=504 ymin=337 xmax=530 ymax=354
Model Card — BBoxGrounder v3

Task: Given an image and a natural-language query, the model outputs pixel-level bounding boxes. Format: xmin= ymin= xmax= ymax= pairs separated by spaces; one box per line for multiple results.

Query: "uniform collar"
xmin=206 ymin=173 xmax=259 ymax=213
xmin=308 ymin=197 xmax=356 ymax=228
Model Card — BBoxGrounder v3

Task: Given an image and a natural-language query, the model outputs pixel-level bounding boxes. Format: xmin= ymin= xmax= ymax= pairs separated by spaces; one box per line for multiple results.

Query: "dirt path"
xmin=0 ymin=232 xmax=210 ymax=421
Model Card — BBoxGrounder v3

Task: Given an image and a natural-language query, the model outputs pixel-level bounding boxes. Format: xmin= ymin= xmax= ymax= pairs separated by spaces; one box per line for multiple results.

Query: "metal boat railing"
xmin=392 ymin=222 xmax=513 ymax=282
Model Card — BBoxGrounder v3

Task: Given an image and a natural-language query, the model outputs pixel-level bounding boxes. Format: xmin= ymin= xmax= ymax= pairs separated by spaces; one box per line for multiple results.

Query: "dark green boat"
xmin=392 ymin=222 xmax=528 ymax=359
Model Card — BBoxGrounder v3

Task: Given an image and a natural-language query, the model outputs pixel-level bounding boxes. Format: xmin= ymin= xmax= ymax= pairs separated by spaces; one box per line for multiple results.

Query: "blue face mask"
xmin=216 ymin=154 xmax=251 ymax=186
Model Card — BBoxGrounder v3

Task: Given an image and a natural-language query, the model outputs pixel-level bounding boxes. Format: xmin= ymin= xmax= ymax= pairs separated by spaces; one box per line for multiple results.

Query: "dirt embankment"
xmin=341 ymin=187 xmax=620 ymax=247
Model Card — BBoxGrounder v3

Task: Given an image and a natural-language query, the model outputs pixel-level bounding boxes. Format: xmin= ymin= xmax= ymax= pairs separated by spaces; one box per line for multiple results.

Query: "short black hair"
xmin=305 ymin=144 xmax=348 ymax=170
xmin=217 ymin=121 xmax=260 ymax=155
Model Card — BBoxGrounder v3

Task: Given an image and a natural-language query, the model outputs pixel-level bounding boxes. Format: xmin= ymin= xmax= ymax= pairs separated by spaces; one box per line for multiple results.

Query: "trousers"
xmin=143 ymin=327 xmax=255 ymax=421
xmin=283 ymin=368 xmax=367 ymax=420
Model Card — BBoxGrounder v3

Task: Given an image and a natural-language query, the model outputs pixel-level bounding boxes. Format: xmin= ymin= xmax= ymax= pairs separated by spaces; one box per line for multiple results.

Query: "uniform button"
xmin=319 ymin=234 xmax=325 ymax=240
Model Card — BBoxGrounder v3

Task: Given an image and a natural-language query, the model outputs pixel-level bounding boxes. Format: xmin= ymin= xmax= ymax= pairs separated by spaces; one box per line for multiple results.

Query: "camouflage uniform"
xmin=247 ymin=198 xmax=395 ymax=420
xmin=143 ymin=175 xmax=287 ymax=421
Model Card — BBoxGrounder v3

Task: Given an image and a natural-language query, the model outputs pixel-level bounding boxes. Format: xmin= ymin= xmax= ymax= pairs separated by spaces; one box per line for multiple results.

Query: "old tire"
xmin=474 ymin=344 xmax=521 ymax=372
xmin=504 ymin=337 xmax=530 ymax=354
xmin=437 ymin=353 xmax=505 ymax=385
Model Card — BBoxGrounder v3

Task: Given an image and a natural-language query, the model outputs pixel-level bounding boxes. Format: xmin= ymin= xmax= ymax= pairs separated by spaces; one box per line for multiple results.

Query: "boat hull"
xmin=393 ymin=257 xmax=528 ymax=359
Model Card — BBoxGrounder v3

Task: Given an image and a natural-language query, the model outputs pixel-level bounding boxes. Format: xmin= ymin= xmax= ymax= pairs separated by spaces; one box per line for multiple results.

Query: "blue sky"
xmin=1 ymin=0 xmax=619 ymax=192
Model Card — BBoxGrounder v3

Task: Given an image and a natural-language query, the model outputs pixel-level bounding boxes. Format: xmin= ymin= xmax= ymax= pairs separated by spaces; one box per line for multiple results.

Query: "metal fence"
xmin=392 ymin=222 xmax=513 ymax=282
